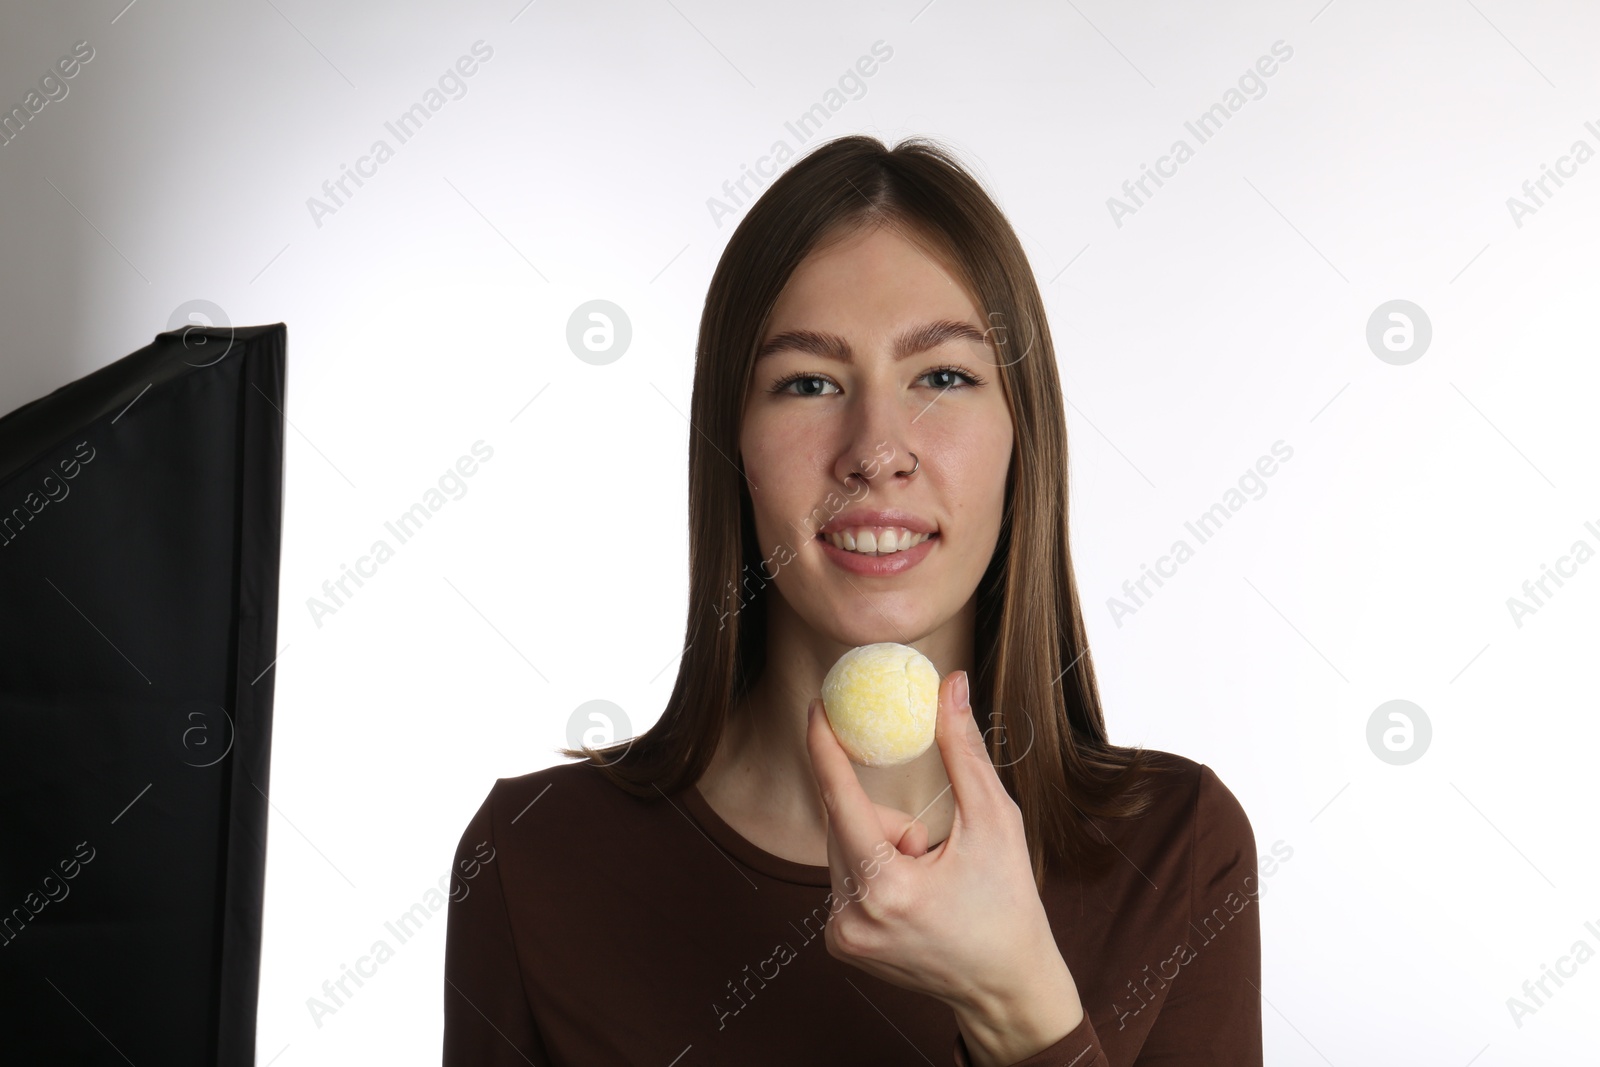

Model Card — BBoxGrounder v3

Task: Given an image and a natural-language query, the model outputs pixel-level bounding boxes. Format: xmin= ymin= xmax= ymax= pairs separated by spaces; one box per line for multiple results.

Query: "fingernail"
xmin=953 ymin=670 xmax=969 ymax=710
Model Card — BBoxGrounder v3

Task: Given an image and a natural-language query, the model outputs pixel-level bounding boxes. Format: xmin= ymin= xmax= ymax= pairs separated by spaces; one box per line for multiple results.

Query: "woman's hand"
xmin=805 ymin=669 xmax=1086 ymax=1067
xmin=800 ymin=668 xmax=1088 ymax=1067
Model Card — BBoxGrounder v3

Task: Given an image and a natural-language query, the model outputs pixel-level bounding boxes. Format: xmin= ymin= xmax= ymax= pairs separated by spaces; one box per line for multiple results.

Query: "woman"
xmin=443 ymin=135 xmax=1263 ymax=1066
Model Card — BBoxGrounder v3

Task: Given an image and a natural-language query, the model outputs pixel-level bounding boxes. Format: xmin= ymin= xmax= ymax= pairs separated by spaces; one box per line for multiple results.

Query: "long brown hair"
xmin=563 ymin=134 xmax=1159 ymax=888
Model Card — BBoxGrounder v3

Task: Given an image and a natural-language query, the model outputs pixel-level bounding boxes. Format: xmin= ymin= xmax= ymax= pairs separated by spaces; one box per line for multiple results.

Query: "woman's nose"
xmin=830 ymin=378 xmax=918 ymax=488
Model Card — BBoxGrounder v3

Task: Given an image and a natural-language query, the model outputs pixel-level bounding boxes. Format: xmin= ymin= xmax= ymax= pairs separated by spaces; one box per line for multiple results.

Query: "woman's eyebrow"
xmin=755 ymin=319 xmax=987 ymax=363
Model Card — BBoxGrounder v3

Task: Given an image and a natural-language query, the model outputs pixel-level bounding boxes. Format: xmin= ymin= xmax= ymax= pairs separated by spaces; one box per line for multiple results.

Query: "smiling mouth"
xmin=816 ymin=528 xmax=939 ymax=556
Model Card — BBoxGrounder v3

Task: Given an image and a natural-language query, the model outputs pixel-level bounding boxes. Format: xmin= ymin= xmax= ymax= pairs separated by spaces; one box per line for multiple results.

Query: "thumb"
xmin=872 ymin=802 xmax=930 ymax=857
xmin=933 ymin=669 xmax=1001 ymax=816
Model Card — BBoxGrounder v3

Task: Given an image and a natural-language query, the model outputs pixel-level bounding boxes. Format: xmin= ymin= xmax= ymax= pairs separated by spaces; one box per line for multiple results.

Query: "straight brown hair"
xmin=563 ymin=134 xmax=1159 ymax=889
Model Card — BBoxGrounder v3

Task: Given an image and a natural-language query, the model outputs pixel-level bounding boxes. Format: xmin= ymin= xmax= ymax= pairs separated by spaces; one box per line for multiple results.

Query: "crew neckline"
xmin=678 ymin=783 xmax=833 ymax=888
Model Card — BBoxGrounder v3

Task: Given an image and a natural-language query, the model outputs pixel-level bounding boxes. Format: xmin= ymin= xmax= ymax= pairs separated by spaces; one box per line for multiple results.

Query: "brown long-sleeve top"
xmin=442 ymin=749 xmax=1263 ymax=1065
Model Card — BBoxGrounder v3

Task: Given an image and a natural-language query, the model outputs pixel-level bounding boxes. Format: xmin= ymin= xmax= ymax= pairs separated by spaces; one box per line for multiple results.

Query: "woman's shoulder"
xmin=489 ymin=757 xmax=611 ymax=796
xmin=450 ymin=759 xmax=637 ymax=855
xmin=469 ymin=759 xmax=636 ymax=829
xmin=1125 ymin=747 xmax=1258 ymax=862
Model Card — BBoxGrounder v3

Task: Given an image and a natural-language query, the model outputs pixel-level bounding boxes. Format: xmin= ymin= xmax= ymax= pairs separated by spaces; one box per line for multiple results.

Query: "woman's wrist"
xmin=950 ymin=948 xmax=1086 ymax=1067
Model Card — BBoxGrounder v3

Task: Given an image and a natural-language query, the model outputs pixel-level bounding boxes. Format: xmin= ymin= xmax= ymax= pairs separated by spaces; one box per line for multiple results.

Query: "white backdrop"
xmin=2 ymin=1 xmax=1597 ymax=1063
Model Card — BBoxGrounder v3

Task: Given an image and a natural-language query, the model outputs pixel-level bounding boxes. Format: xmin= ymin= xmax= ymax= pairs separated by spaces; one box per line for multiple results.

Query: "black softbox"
xmin=0 ymin=323 xmax=287 ymax=1065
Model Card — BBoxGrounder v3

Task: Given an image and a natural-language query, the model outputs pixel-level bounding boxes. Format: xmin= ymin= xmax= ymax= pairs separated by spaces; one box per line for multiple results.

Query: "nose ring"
xmin=896 ymin=452 xmax=919 ymax=477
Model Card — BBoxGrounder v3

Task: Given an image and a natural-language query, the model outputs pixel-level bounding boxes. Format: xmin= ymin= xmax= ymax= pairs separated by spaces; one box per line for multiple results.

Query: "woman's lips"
xmin=816 ymin=532 xmax=938 ymax=576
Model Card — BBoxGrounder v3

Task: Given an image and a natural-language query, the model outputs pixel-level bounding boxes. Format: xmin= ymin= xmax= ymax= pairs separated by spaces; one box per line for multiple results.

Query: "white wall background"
xmin=3 ymin=0 xmax=1597 ymax=1063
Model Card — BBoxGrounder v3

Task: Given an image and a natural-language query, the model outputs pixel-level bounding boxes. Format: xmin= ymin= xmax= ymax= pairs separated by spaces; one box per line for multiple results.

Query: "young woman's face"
xmin=739 ymin=221 xmax=1015 ymax=648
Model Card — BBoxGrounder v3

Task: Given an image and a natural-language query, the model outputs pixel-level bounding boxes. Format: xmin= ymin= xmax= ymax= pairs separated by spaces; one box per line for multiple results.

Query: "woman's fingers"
xmin=872 ymin=802 xmax=929 ymax=857
xmin=932 ymin=670 xmax=1006 ymax=820
xmin=805 ymin=697 xmax=893 ymax=871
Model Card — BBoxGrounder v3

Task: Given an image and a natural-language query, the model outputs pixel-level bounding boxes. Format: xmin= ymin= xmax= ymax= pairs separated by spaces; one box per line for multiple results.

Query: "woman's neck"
xmin=694 ymin=598 xmax=976 ymax=866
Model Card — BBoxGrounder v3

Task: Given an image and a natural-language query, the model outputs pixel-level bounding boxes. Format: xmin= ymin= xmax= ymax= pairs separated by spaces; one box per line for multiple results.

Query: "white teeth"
xmin=823 ymin=526 xmax=932 ymax=556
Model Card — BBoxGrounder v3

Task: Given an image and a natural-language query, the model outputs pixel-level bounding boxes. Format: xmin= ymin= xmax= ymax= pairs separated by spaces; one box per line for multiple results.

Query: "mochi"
xmin=820 ymin=642 xmax=940 ymax=767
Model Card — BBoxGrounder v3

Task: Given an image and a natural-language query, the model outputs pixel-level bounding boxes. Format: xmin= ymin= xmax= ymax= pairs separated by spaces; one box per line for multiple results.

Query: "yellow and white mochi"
xmin=820 ymin=642 xmax=941 ymax=767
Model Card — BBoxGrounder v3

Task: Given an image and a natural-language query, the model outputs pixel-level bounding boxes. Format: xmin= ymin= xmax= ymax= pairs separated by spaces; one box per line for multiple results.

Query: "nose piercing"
xmin=896 ymin=452 xmax=919 ymax=477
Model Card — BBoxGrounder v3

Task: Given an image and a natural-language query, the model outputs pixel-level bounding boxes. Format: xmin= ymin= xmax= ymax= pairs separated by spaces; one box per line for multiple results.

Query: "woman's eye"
xmin=775 ymin=374 xmax=840 ymax=396
xmin=771 ymin=367 xmax=981 ymax=396
xmin=922 ymin=367 xmax=978 ymax=390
